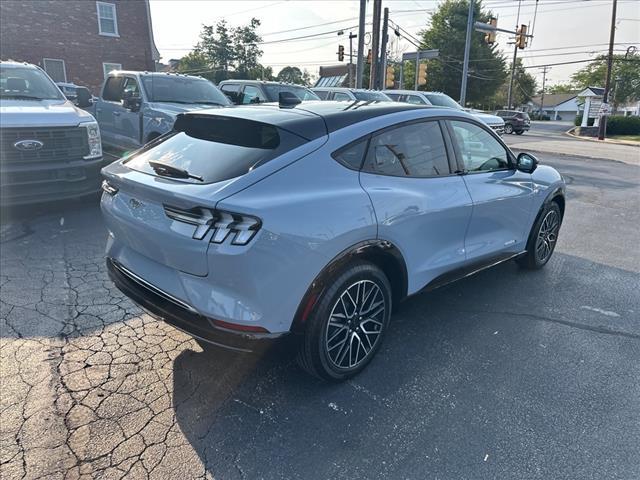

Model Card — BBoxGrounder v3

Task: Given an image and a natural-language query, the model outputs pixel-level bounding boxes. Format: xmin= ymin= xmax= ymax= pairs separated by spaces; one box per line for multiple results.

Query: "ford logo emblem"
xmin=129 ymin=198 xmax=143 ymax=209
xmin=13 ymin=140 xmax=44 ymax=151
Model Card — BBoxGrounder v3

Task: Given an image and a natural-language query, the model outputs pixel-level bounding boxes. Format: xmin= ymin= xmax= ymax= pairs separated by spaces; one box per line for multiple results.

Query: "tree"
xmin=491 ymin=58 xmax=537 ymax=109
xmin=177 ymin=51 xmax=213 ymax=80
xmin=418 ymin=0 xmax=507 ymax=105
xmin=276 ymin=66 xmax=312 ymax=86
xmin=191 ymin=18 xmax=264 ymax=82
xmin=571 ymin=54 xmax=640 ymax=107
xmin=547 ymin=83 xmax=574 ymax=94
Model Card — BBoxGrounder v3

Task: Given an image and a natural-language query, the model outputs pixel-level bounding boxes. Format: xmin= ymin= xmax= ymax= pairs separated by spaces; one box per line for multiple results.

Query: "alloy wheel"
xmin=535 ymin=209 xmax=559 ymax=263
xmin=325 ymin=280 xmax=386 ymax=369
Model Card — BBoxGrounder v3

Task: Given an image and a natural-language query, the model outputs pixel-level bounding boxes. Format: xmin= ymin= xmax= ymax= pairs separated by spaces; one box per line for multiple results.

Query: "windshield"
xmin=263 ymin=84 xmax=320 ymax=102
xmin=424 ymin=93 xmax=462 ymax=110
xmin=353 ymin=91 xmax=391 ymax=102
xmin=0 ymin=66 xmax=64 ymax=100
xmin=142 ymin=76 xmax=230 ymax=105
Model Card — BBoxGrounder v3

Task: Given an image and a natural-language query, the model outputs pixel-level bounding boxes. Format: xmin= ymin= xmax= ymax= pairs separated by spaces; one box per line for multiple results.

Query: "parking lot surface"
xmin=1 ymin=152 xmax=639 ymax=480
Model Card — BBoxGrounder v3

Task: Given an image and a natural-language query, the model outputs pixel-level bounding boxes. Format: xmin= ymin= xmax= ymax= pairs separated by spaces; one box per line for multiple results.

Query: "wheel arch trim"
xmin=290 ymin=239 xmax=408 ymax=334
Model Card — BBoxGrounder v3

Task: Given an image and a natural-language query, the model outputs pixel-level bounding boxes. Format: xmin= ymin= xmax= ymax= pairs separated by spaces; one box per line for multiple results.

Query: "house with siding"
xmin=524 ymin=93 xmax=581 ymax=122
xmin=0 ymin=0 xmax=159 ymax=94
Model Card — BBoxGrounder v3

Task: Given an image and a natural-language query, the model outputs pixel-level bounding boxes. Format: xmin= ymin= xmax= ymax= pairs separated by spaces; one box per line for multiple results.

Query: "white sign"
xmin=599 ymin=102 xmax=612 ymax=116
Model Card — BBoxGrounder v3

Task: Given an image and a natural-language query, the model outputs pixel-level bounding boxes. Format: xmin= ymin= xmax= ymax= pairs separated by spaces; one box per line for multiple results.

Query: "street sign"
xmin=598 ymin=102 xmax=612 ymax=116
xmin=401 ymin=49 xmax=439 ymax=62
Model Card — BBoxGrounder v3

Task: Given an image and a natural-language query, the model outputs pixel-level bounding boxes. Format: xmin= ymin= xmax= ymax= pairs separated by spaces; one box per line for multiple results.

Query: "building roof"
xmin=530 ymin=93 xmax=577 ymax=108
xmin=577 ymin=86 xmax=605 ymax=97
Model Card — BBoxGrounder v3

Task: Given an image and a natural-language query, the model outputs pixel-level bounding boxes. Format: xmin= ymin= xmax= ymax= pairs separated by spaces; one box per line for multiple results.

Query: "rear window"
xmin=263 ymin=84 xmax=320 ymax=102
xmin=124 ymin=115 xmax=307 ymax=184
xmin=353 ymin=91 xmax=390 ymax=102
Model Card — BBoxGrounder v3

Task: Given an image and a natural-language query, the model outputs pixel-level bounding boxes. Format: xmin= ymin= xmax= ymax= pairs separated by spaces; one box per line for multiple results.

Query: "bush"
xmin=606 ymin=115 xmax=640 ymax=135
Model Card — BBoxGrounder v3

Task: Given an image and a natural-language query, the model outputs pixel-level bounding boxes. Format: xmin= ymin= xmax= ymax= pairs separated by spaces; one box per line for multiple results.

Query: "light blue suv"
xmin=101 ymin=100 xmax=565 ymax=381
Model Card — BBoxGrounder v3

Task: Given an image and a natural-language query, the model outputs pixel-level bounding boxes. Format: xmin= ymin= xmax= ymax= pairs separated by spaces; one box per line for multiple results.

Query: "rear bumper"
xmin=0 ymin=156 xmax=108 ymax=206
xmin=106 ymin=257 xmax=289 ymax=353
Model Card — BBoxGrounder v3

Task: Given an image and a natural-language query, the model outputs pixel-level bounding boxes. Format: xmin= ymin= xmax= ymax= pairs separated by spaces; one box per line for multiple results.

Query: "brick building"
xmin=0 ymin=0 xmax=160 ymax=94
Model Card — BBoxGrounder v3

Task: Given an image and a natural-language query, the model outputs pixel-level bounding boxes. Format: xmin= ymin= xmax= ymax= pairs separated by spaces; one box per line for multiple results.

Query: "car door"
xmin=116 ymin=76 xmax=142 ymax=149
xmin=446 ymin=119 xmax=534 ymax=261
xmin=96 ymin=75 xmax=124 ymax=147
xmin=358 ymin=119 xmax=473 ymax=294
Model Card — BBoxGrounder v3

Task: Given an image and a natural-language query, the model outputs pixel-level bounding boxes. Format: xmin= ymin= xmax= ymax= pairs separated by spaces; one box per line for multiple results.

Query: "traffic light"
xmin=338 ymin=45 xmax=344 ymax=62
xmin=484 ymin=17 xmax=497 ymax=44
xmin=385 ymin=65 xmax=395 ymax=88
xmin=516 ymin=24 xmax=527 ymax=49
xmin=417 ymin=63 xmax=427 ymax=86
xmin=366 ymin=49 xmax=372 ymax=64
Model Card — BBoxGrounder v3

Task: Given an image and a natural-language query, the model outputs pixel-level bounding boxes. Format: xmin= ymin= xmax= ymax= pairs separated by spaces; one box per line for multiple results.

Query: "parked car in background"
xmin=219 ymin=80 xmax=320 ymax=105
xmin=312 ymin=87 xmax=391 ymax=102
xmin=495 ymin=110 xmax=531 ymax=135
xmin=0 ymin=60 xmax=104 ymax=205
xmin=383 ymin=89 xmax=505 ymax=135
xmin=89 ymin=71 xmax=231 ymax=152
xmin=56 ymin=82 xmax=81 ymax=102
xmin=102 ymin=101 xmax=565 ymax=381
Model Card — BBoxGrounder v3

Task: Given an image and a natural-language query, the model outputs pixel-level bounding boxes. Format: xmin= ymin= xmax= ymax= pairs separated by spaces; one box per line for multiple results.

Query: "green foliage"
xmin=418 ymin=0 xmax=507 ymax=105
xmin=606 ymin=115 xmax=640 ymax=135
xmin=548 ymin=83 xmax=574 ymax=94
xmin=181 ymin=18 xmax=265 ymax=82
xmin=571 ymin=55 xmax=640 ymax=106
xmin=490 ymin=58 xmax=537 ymax=109
xmin=276 ymin=66 xmax=312 ymax=86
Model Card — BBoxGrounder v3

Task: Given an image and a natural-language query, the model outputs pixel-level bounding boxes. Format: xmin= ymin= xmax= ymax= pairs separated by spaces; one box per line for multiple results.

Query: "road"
xmin=1 ymin=151 xmax=639 ymax=479
xmin=503 ymin=121 xmax=640 ymax=166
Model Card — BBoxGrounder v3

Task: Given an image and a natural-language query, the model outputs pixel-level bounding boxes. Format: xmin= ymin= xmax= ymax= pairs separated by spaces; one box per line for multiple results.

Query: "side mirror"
xmin=278 ymin=91 xmax=301 ymax=108
xmin=75 ymin=87 xmax=93 ymax=108
xmin=516 ymin=152 xmax=538 ymax=173
xmin=123 ymin=95 xmax=141 ymax=112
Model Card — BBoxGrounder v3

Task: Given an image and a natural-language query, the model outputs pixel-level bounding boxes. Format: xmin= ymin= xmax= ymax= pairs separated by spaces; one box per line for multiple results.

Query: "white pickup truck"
xmin=89 ymin=71 xmax=231 ymax=152
xmin=0 ymin=61 xmax=104 ymax=205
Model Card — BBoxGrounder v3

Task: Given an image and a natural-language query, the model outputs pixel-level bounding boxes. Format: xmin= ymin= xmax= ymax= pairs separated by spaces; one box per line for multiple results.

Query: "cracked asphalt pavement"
xmin=1 ymin=152 xmax=639 ymax=479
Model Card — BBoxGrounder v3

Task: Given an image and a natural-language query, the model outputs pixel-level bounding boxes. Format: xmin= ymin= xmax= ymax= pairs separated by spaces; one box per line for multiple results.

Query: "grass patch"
xmin=609 ymin=135 xmax=640 ymax=142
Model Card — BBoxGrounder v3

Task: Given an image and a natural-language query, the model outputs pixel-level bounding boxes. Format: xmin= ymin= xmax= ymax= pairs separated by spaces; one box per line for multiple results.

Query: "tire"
xmin=517 ymin=201 xmax=562 ymax=269
xmin=504 ymin=123 xmax=514 ymax=134
xmin=297 ymin=261 xmax=392 ymax=381
xmin=515 ymin=130 xmax=524 ymax=135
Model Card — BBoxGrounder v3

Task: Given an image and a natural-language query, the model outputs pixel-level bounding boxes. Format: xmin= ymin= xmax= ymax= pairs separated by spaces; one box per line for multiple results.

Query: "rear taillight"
xmin=211 ymin=318 xmax=270 ymax=333
xmin=210 ymin=211 xmax=261 ymax=246
xmin=164 ymin=205 xmax=261 ymax=245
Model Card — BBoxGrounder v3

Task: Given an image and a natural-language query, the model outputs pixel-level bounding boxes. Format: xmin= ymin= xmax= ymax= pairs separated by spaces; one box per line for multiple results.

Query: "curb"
xmin=564 ymin=128 xmax=640 ymax=148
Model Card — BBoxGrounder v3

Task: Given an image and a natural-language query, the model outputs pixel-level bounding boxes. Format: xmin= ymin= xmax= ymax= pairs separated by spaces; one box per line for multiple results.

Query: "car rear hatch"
xmin=101 ymin=108 xmax=326 ymax=277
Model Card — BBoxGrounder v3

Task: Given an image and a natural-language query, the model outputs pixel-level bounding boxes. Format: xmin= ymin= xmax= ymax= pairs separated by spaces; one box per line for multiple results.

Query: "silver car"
xmin=102 ymin=100 xmax=565 ymax=381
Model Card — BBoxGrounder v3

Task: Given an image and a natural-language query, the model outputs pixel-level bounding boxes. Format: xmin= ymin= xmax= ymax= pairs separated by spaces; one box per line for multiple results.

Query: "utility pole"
xmin=379 ymin=7 xmax=390 ymax=90
xmin=369 ymin=0 xmax=382 ymax=90
xmin=539 ymin=66 xmax=550 ymax=117
xmin=507 ymin=0 xmax=523 ymax=109
xmin=460 ymin=0 xmax=474 ymax=106
xmin=598 ymin=0 xmax=617 ymax=141
xmin=356 ymin=0 xmax=366 ymax=88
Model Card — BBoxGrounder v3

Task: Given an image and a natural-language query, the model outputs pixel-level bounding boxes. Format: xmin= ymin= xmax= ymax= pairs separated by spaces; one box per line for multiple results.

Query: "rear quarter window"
xmin=124 ymin=115 xmax=307 ymax=184
xmin=332 ymin=139 xmax=368 ymax=170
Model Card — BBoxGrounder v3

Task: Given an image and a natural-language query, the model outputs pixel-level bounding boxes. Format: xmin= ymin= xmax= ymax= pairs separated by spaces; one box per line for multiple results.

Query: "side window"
xmin=385 ymin=93 xmax=400 ymax=101
xmin=333 ymin=92 xmax=351 ymax=101
xmin=314 ymin=90 xmax=328 ymax=100
xmin=220 ymin=84 xmax=240 ymax=104
xmin=405 ymin=95 xmax=426 ymax=105
xmin=332 ymin=139 xmax=368 ymax=170
xmin=122 ymin=77 xmax=139 ymax=98
xmin=102 ymin=76 xmax=124 ymax=102
xmin=241 ymin=85 xmax=263 ymax=104
xmin=449 ymin=120 xmax=510 ymax=173
xmin=363 ymin=121 xmax=450 ymax=177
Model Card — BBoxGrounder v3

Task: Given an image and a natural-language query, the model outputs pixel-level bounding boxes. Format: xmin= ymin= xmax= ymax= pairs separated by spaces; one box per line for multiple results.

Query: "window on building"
xmin=42 ymin=58 xmax=67 ymax=83
xmin=103 ymin=62 xmax=122 ymax=79
xmin=96 ymin=2 xmax=118 ymax=36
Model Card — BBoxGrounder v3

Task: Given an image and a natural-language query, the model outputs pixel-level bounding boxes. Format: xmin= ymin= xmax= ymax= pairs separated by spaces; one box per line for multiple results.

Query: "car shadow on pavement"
xmin=171 ymin=253 xmax=640 ymax=480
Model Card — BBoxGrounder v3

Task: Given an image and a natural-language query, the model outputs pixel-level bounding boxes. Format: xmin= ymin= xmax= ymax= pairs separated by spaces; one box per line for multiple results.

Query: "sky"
xmin=149 ymin=0 xmax=640 ymax=88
